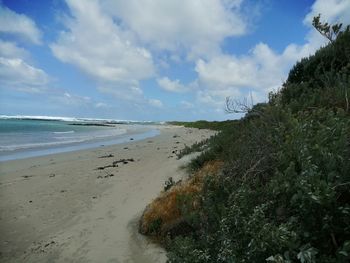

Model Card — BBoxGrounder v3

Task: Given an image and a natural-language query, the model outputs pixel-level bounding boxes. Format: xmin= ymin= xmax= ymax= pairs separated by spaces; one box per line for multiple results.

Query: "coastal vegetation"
xmin=140 ymin=17 xmax=350 ymax=262
xmin=168 ymin=120 xmax=238 ymax=131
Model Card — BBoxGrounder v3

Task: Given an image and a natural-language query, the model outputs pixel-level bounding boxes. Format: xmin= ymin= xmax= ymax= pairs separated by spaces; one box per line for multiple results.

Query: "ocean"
xmin=0 ymin=116 xmax=160 ymax=161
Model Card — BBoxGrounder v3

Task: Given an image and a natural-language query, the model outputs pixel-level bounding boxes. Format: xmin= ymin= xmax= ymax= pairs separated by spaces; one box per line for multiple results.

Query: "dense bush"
xmin=143 ymin=21 xmax=350 ymax=262
xmin=280 ymin=26 xmax=350 ymax=112
xmin=167 ymin=106 xmax=350 ymax=262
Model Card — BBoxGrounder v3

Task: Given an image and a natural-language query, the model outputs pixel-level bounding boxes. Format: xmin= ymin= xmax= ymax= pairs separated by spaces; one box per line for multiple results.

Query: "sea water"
xmin=0 ymin=116 xmax=160 ymax=161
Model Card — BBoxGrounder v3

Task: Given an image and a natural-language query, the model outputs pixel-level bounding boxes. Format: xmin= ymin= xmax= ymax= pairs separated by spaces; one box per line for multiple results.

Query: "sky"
xmin=0 ymin=0 xmax=349 ymax=121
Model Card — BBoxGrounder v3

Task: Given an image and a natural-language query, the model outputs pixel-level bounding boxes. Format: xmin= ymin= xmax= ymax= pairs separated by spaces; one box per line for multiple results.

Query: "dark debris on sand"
xmin=95 ymin=158 xmax=135 ymax=170
xmin=98 ymin=154 xmax=114 ymax=158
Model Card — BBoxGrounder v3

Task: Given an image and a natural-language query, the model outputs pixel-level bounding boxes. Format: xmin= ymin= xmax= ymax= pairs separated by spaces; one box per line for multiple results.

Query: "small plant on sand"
xmin=148 ymin=218 xmax=163 ymax=234
xmin=176 ymin=139 xmax=210 ymax=159
xmin=164 ymin=177 xmax=176 ymax=191
xmin=139 ymin=161 xmax=223 ymax=238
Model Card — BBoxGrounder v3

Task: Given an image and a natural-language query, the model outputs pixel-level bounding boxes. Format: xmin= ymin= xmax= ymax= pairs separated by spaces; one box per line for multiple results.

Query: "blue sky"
xmin=0 ymin=0 xmax=349 ymax=121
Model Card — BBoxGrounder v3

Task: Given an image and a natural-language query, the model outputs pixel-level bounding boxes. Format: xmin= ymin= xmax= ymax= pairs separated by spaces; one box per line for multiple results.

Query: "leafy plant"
xmin=140 ymin=18 xmax=350 ymax=263
xmin=164 ymin=177 xmax=176 ymax=191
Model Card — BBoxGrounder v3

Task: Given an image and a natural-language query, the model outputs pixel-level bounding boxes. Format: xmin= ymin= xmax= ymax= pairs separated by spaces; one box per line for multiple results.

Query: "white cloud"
xmin=0 ymin=57 xmax=49 ymax=93
xmin=157 ymin=77 xmax=188 ymax=93
xmin=0 ymin=5 xmax=42 ymax=44
xmin=0 ymin=40 xmax=29 ymax=58
xmin=193 ymin=41 xmax=313 ymax=110
xmin=195 ymin=41 xmax=310 ymax=94
xmin=102 ymin=0 xmax=246 ymax=59
xmin=51 ymin=0 xmax=155 ymax=97
xmin=148 ymin=98 xmax=163 ymax=108
xmin=0 ymin=8 xmax=48 ymax=94
xmin=196 ymin=85 xmax=243 ymax=112
xmin=0 ymin=40 xmax=49 ymax=93
xmin=194 ymin=43 xmax=286 ymax=108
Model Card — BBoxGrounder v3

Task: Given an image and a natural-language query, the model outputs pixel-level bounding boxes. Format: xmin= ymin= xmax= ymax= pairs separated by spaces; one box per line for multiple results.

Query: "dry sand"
xmin=0 ymin=126 xmax=215 ymax=263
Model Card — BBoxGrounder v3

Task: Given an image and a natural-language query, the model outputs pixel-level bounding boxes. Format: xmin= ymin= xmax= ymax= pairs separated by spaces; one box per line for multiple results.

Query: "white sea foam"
xmin=53 ymin=130 xmax=75 ymax=134
xmin=0 ymin=128 xmax=128 ymax=152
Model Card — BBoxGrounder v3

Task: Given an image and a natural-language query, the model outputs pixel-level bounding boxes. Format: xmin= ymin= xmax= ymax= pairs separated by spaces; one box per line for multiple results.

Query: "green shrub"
xmin=167 ymin=107 xmax=350 ymax=263
xmin=176 ymin=139 xmax=210 ymax=159
xmin=164 ymin=177 xmax=176 ymax=191
xmin=164 ymin=21 xmax=350 ymax=262
xmin=149 ymin=218 xmax=163 ymax=234
xmin=148 ymin=20 xmax=350 ymax=263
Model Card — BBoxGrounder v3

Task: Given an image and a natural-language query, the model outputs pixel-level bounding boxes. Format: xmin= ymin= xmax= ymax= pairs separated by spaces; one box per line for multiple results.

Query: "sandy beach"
xmin=0 ymin=125 xmax=215 ymax=263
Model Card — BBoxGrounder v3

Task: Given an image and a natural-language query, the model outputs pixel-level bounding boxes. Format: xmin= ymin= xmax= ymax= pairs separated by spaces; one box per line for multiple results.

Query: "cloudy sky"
xmin=0 ymin=0 xmax=349 ymax=121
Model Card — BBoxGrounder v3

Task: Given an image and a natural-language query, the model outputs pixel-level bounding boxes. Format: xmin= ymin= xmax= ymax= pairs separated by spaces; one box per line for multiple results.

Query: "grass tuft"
xmin=139 ymin=160 xmax=224 ymax=237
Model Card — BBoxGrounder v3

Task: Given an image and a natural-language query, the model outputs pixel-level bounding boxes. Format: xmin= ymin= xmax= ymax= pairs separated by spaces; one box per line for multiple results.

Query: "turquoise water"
xmin=0 ymin=117 xmax=159 ymax=161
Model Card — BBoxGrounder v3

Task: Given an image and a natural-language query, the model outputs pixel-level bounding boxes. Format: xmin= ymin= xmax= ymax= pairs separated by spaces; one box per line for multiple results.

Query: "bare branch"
xmin=225 ymin=93 xmax=254 ymax=114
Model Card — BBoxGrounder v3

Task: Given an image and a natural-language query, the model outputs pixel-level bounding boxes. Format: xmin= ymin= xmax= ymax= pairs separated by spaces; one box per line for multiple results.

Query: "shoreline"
xmin=0 ymin=125 xmax=215 ymax=262
xmin=0 ymin=126 xmax=160 ymax=162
